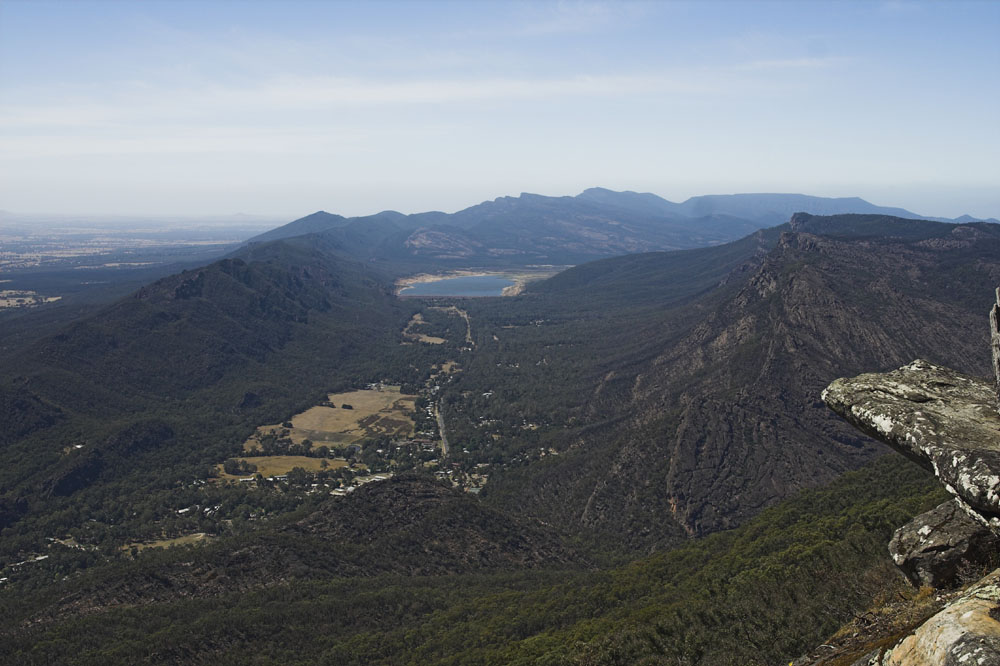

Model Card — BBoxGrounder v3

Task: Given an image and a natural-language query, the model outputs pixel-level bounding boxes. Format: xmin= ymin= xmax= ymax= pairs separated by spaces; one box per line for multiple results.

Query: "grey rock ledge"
xmin=823 ymin=359 xmax=1000 ymax=529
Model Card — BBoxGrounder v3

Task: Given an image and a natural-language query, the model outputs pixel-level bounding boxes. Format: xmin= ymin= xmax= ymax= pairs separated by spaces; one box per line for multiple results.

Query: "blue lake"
xmin=400 ymin=275 xmax=515 ymax=297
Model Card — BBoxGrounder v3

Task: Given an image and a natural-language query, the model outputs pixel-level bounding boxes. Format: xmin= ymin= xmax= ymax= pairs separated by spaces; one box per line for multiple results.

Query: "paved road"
xmin=435 ymin=404 xmax=449 ymax=456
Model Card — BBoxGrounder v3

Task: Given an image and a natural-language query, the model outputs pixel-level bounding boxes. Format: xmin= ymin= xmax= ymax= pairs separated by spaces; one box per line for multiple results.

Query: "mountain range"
xmin=248 ymin=189 xmax=998 ymax=268
xmin=1 ymin=192 xmax=999 ymax=664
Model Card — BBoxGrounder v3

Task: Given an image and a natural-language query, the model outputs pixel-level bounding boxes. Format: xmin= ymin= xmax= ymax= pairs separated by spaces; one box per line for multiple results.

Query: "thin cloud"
xmin=0 ymin=125 xmax=374 ymax=158
xmin=734 ymin=56 xmax=851 ymax=71
xmin=233 ymin=73 xmax=717 ymax=106
xmin=0 ymin=71 xmax=727 ymax=133
xmin=879 ymin=0 xmax=924 ymax=15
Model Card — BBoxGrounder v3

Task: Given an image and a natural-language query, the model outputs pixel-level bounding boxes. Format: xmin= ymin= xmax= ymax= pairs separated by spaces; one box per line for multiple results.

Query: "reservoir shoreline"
xmin=394 ymin=267 xmax=568 ymax=298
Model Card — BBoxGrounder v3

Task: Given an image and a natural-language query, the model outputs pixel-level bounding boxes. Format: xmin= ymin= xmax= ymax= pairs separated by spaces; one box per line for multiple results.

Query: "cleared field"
xmin=129 ymin=533 xmax=212 ymax=552
xmin=218 ymin=455 xmax=348 ymax=478
xmin=0 ymin=289 xmax=61 ymax=309
xmin=394 ymin=268 xmax=565 ymax=297
xmin=244 ymin=387 xmax=417 ymax=451
xmin=402 ymin=313 xmax=446 ymax=344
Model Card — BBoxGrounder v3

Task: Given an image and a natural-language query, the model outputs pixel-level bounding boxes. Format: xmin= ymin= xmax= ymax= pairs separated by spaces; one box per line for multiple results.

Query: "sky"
xmin=1 ymin=0 xmax=998 ymax=220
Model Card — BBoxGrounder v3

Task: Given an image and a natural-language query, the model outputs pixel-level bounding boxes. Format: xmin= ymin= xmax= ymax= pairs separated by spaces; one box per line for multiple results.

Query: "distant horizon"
xmin=1 ymin=186 xmax=997 ymax=225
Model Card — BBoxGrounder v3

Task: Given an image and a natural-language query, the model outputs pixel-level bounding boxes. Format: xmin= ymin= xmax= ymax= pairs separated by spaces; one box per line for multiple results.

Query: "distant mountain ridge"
xmin=249 ymin=189 xmax=996 ymax=269
xmin=578 ymin=188 xmax=996 ymax=225
xmin=249 ymin=210 xmax=348 ymax=242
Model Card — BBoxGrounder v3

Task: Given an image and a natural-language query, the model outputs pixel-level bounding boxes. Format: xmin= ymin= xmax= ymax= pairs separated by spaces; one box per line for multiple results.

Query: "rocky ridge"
xmin=474 ymin=216 xmax=1000 ymax=553
xmin=850 ymin=571 xmax=1000 ymax=666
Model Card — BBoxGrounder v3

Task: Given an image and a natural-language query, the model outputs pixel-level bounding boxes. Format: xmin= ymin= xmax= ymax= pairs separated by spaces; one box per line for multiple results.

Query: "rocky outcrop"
xmin=815 ymin=290 xmax=1000 ymax=665
xmin=822 ymin=359 xmax=1000 ymax=529
xmin=991 ymin=287 xmax=1000 ymax=407
xmin=888 ymin=499 xmax=1000 ymax=588
xmin=850 ymin=568 xmax=1000 ymax=666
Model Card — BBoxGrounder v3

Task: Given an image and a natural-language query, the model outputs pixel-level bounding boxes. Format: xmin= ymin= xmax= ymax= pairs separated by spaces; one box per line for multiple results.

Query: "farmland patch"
xmin=244 ymin=386 xmax=418 ymax=452
xmin=217 ymin=455 xmax=349 ymax=478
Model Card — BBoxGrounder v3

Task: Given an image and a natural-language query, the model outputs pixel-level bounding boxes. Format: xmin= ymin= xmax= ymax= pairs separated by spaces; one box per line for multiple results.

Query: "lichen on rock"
xmin=822 ymin=359 xmax=1000 ymax=528
xmin=991 ymin=287 xmax=1000 ymax=410
xmin=806 ymin=290 xmax=1000 ymax=665
xmin=888 ymin=498 xmax=1000 ymax=589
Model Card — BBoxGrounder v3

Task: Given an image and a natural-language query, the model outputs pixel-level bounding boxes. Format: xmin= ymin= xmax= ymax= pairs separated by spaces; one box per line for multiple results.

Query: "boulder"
xmin=888 ymin=499 xmax=1000 ymax=588
xmin=847 ymin=569 xmax=1000 ymax=665
xmin=886 ymin=568 xmax=1000 ymax=665
xmin=822 ymin=359 xmax=1000 ymax=529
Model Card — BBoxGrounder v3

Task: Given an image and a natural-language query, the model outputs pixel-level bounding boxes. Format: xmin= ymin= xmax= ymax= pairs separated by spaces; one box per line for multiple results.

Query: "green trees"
xmin=0 ymin=456 xmax=944 ymax=665
xmin=223 ymin=459 xmax=257 ymax=476
xmin=285 ymin=467 xmax=310 ymax=486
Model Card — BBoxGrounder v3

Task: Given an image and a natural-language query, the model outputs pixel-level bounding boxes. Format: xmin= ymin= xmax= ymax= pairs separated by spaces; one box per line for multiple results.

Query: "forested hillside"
xmin=439 ymin=215 xmax=1000 ymax=550
xmin=0 ymin=456 xmax=946 ymax=665
xmin=0 ymin=236 xmax=454 ymax=563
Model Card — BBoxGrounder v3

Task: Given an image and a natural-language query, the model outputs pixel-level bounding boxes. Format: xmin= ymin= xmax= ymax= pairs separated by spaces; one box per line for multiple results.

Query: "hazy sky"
xmin=1 ymin=0 xmax=998 ymax=219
